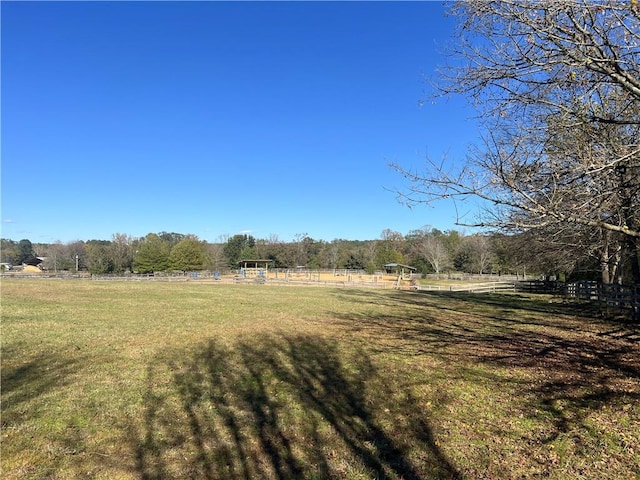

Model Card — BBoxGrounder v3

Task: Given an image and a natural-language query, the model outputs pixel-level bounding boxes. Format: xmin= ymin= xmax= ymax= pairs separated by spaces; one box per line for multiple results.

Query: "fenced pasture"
xmin=2 ymin=279 xmax=639 ymax=479
xmin=0 ymin=271 xmax=533 ymax=299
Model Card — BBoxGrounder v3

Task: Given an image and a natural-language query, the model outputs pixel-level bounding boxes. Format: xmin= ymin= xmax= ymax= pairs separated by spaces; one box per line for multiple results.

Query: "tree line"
xmin=1 ymin=227 xmax=636 ymax=282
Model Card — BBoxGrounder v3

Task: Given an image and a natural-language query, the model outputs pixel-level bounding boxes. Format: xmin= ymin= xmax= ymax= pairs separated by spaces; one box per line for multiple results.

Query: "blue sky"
xmin=1 ymin=1 xmax=479 ymax=243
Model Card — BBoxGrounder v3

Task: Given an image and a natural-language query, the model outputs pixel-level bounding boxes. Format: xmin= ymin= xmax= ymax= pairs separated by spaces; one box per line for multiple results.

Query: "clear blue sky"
xmin=1 ymin=1 xmax=479 ymax=243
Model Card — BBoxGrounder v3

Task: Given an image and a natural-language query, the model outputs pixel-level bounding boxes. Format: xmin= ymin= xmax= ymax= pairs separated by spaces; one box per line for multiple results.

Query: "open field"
xmin=2 ymin=279 xmax=639 ymax=479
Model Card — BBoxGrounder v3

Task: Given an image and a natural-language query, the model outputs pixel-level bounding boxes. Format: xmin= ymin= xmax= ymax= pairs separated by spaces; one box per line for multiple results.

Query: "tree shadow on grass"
xmin=1 ymin=345 xmax=85 ymax=429
xmin=129 ymin=335 xmax=462 ymax=480
xmin=330 ymin=289 xmax=639 ymax=360
xmin=1 ymin=345 xmax=91 ymax=478
xmin=335 ymin=289 xmax=607 ymax=327
xmin=329 ymin=290 xmax=640 ymax=451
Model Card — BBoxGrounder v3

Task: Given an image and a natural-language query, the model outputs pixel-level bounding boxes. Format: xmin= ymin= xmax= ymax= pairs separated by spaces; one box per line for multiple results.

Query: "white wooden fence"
xmin=416 ymin=281 xmax=516 ymax=293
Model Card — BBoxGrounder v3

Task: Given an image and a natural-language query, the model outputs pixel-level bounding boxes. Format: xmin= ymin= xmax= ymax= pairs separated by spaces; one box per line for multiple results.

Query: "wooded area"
xmin=1 ymin=225 xmax=637 ymax=284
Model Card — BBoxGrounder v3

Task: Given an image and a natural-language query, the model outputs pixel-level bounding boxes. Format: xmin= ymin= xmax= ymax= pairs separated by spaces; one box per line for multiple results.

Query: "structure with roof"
xmin=384 ymin=263 xmax=416 ymax=280
xmin=239 ymin=259 xmax=273 ymax=278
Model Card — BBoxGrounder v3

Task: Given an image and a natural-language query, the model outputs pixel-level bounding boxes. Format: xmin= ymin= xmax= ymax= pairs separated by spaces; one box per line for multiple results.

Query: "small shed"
xmin=384 ymin=263 xmax=416 ymax=279
xmin=239 ymin=259 xmax=273 ymax=277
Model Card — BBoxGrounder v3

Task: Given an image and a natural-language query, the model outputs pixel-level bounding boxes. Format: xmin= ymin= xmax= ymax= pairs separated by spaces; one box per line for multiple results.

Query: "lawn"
xmin=2 ymin=279 xmax=639 ymax=479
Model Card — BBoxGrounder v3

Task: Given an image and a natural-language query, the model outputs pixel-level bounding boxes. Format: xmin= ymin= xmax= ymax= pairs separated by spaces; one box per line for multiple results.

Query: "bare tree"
xmin=364 ymin=240 xmax=378 ymax=270
xmin=66 ymin=241 xmax=87 ymax=272
xmin=110 ymin=233 xmax=135 ymax=273
xmin=412 ymin=229 xmax=451 ymax=276
xmin=468 ymin=235 xmax=494 ymax=275
xmin=321 ymin=242 xmax=341 ymax=270
xmin=207 ymin=243 xmax=227 ymax=272
xmin=393 ymin=0 xmax=640 ymax=283
xmin=42 ymin=242 xmax=66 ymax=272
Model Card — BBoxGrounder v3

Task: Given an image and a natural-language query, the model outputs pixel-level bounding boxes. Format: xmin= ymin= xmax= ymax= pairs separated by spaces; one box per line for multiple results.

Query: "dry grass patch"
xmin=2 ymin=280 xmax=639 ymax=479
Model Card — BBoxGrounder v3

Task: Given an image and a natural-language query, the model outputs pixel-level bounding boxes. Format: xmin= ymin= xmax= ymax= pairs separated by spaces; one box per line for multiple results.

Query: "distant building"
xmin=384 ymin=263 xmax=416 ymax=279
xmin=239 ymin=259 xmax=273 ymax=277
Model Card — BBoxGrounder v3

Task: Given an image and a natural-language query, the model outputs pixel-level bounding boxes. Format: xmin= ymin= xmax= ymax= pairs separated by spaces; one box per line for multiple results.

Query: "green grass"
xmin=2 ymin=279 xmax=639 ymax=479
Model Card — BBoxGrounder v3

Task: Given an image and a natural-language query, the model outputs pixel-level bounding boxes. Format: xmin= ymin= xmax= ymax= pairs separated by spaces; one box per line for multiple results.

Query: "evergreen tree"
xmin=223 ymin=234 xmax=256 ymax=266
xmin=169 ymin=236 xmax=210 ymax=272
xmin=134 ymin=234 xmax=170 ymax=273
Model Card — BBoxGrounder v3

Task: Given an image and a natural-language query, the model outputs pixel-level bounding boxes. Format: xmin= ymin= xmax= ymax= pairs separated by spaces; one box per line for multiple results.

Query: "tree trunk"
xmin=600 ymin=234 xmax=611 ymax=284
xmin=628 ymin=237 xmax=640 ymax=285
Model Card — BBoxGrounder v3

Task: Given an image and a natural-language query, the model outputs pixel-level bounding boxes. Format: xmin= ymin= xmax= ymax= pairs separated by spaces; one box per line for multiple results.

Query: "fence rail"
xmin=515 ymin=280 xmax=563 ymax=294
xmin=514 ymin=280 xmax=639 ymax=321
xmin=416 ymin=281 xmax=516 ymax=293
xmin=564 ymin=281 xmax=639 ymax=320
xmin=232 ymin=275 xmax=394 ymax=289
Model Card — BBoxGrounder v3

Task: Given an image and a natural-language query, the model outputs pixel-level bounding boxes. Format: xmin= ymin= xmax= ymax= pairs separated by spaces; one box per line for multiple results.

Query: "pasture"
xmin=1 ymin=279 xmax=639 ymax=479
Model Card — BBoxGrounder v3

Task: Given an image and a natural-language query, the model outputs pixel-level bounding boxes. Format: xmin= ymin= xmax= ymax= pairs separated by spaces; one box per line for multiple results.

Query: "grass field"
xmin=2 ymin=279 xmax=639 ymax=479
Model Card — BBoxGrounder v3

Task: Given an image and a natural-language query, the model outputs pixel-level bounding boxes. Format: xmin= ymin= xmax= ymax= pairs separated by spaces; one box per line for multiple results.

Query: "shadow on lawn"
xmin=0 ymin=345 xmax=85 ymax=429
xmin=331 ymin=290 xmax=640 ymax=444
xmin=336 ymin=288 xmax=605 ymax=325
xmin=129 ymin=335 xmax=461 ymax=480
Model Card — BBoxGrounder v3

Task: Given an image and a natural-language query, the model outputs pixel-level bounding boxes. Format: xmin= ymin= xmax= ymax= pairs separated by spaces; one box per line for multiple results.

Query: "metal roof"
xmin=383 ymin=263 xmax=416 ymax=270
